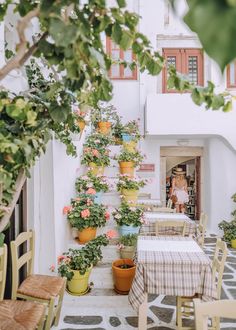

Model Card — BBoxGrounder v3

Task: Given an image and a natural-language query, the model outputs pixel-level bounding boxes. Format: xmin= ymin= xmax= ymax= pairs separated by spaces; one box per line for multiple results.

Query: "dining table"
xmin=128 ymin=235 xmax=217 ymax=330
xmin=140 ymin=212 xmax=197 ymax=236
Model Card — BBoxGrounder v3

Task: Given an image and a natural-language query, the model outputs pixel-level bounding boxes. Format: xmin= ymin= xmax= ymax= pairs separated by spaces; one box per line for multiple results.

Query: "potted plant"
xmin=81 ymin=146 xmax=110 ymax=175
xmin=122 ymin=120 xmax=141 ymax=152
xmin=75 ymin=172 xmax=110 ymax=204
xmin=117 ymin=234 xmax=138 ymax=259
xmin=112 ymin=118 xmax=124 ymax=145
xmin=64 ymin=197 xmax=110 ymax=243
xmin=73 ymin=106 xmax=88 ymax=134
xmin=115 ymin=150 xmax=144 ymax=177
xmin=84 ymin=133 xmax=110 ymax=149
xmin=218 ymin=193 xmax=236 ymax=248
xmin=91 ymin=103 xmax=119 ymax=135
xmin=112 ymin=202 xmax=145 ymax=236
xmin=112 ymin=258 xmax=136 ymax=294
xmin=117 ymin=174 xmax=147 ymax=204
xmin=58 ymin=234 xmax=109 ymax=295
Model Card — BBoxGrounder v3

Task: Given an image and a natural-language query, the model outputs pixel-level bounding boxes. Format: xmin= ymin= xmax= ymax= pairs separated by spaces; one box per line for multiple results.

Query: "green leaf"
xmin=116 ymin=0 xmax=126 ymax=7
xmin=211 ymin=95 xmax=225 ymax=110
xmin=49 ymin=18 xmax=78 ymax=47
xmin=223 ymin=100 xmax=233 ymax=112
xmin=191 ymin=88 xmax=204 ymax=106
xmin=0 ymin=233 xmax=5 ymax=247
xmin=112 ymin=23 xmax=122 ymax=44
xmin=6 ymin=104 xmax=26 ymax=121
xmin=120 ymin=30 xmax=133 ymax=50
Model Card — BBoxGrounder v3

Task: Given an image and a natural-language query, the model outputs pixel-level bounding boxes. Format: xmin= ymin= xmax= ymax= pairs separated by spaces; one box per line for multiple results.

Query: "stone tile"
xmin=220 ymin=328 xmax=236 ymax=330
xmin=221 ymin=317 xmax=236 ymax=324
xmin=227 ymin=257 xmax=236 ymax=263
xmin=223 ymin=265 xmax=234 ymax=274
xmin=149 ymin=306 xmax=174 ymax=323
xmin=221 ymin=288 xmax=229 ymax=299
xmin=149 ymin=327 xmax=173 ymax=330
xmin=61 ymin=328 xmax=105 ymax=330
xmin=182 ymin=318 xmax=194 ymax=327
xmin=161 ymin=295 xmax=176 ymax=306
xmin=64 ymin=316 xmax=102 ymax=325
xmin=229 ymin=263 xmax=236 ymax=270
xmin=228 ymin=289 xmax=236 ymax=298
xmin=148 ymin=294 xmax=159 ymax=302
xmin=109 ymin=316 xmax=121 ymax=327
xmin=224 ymin=281 xmax=236 ymax=287
xmin=223 ymin=274 xmax=234 ymax=280
xmin=204 ymin=237 xmax=217 ymax=243
xmin=125 ymin=316 xmax=153 ymax=327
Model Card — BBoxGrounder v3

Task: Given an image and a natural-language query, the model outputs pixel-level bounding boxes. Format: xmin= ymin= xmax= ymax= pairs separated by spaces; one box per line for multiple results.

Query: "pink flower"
xmin=57 ymin=255 xmax=66 ymax=263
xmin=106 ymin=229 xmax=117 ymax=239
xmin=92 ymin=149 xmax=99 ymax=157
xmin=49 ymin=264 xmax=55 ymax=272
xmin=86 ymin=188 xmax=96 ymax=195
xmin=63 ymin=206 xmax=72 ymax=215
xmin=81 ymin=209 xmax=90 ymax=218
xmin=105 ymin=211 xmax=110 ymax=221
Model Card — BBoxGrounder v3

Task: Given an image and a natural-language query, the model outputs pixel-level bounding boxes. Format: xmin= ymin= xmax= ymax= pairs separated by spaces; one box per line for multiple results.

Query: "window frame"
xmin=106 ymin=37 xmax=137 ymax=80
xmin=226 ymin=61 xmax=236 ymax=89
xmin=162 ymin=48 xmax=204 ymax=93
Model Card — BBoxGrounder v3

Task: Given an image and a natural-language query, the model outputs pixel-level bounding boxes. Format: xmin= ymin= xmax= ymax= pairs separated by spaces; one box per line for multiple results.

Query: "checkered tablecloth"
xmin=128 ymin=236 xmax=217 ymax=310
xmin=140 ymin=212 xmax=196 ymax=236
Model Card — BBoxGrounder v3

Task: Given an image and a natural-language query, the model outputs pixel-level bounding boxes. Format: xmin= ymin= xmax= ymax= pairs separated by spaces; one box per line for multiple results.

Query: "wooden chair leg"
xmin=45 ymin=298 xmax=55 ymax=330
xmin=176 ymin=297 xmax=182 ymax=330
xmin=54 ymin=278 xmax=66 ymax=326
xmin=37 ymin=312 xmax=46 ymax=330
xmin=138 ymin=292 xmax=147 ymax=330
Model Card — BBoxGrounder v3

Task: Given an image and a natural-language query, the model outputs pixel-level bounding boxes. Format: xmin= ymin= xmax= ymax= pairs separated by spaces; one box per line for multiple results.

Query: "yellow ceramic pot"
xmin=89 ymin=162 xmax=105 ymax=175
xmin=123 ymin=140 xmax=137 ymax=152
xmin=121 ymin=189 xmax=139 ymax=205
xmin=231 ymin=239 xmax=236 ymax=249
xmin=119 ymin=162 xmax=135 ymax=177
xmin=77 ymin=227 xmax=97 ymax=244
xmin=67 ymin=266 xmax=92 ymax=295
xmin=77 ymin=120 xmax=86 ymax=133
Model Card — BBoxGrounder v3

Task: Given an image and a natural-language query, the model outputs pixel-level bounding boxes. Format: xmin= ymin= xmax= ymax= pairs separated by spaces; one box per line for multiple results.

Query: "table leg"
xmin=138 ymin=292 xmax=148 ymax=330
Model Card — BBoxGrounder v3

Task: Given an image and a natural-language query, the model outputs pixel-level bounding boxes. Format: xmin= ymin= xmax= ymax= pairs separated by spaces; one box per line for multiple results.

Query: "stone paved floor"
xmin=53 ymin=236 xmax=236 ymax=330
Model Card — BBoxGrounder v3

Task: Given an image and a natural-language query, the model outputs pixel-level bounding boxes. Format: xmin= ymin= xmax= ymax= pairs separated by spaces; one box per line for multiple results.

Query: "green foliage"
xmin=112 ymin=202 xmax=144 ymax=227
xmin=122 ymin=120 xmax=141 ymax=141
xmin=84 ymin=133 xmax=110 ymax=149
xmin=119 ymin=233 xmax=137 ymax=247
xmin=66 ymin=197 xmax=109 ymax=230
xmin=81 ymin=146 xmax=110 ymax=167
xmin=58 ymin=234 xmax=109 ymax=279
xmin=115 ymin=149 xmax=144 ymax=167
xmin=218 ymin=193 xmax=236 ymax=242
xmin=0 ymin=233 xmax=5 ymax=247
xmin=91 ymin=103 xmax=119 ymax=127
xmin=117 ymin=174 xmax=146 ymax=191
xmin=75 ymin=172 xmax=110 ymax=193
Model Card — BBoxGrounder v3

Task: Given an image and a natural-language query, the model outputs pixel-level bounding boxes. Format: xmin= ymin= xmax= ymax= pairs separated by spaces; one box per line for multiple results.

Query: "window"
xmin=162 ymin=48 xmax=204 ymax=93
xmin=227 ymin=61 xmax=236 ymax=88
xmin=106 ymin=38 xmax=137 ymax=80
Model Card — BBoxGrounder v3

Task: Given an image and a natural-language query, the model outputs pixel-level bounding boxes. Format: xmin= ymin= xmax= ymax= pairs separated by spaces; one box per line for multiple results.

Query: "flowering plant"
xmin=122 ymin=120 xmax=141 ymax=141
xmin=117 ymin=175 xmax=147 ymax=191
xmin=112 ymin=202 xmax=145 ymax=227
xmin=73 ymin=106 xmax=88 ymax=123
xmin=84 ymin=133 xmax=110 ymax=149
xmin=75 ymin=172 xmax=110 ymax=193
xmin=57 ymin=234 xmax=109 ymax=279
xmin=91 ymin=103 xmax=119 ymax=125
xmin=118 ymin=234 xmax=138 ymax=249
xmin=115 ymin=150 xmax=144 ymax=166
xmin=64 ymin=197 xmax=110 ymax=230
xmin=112 ymin=118 xmax=124 ymax=140
xmin=81 ymin=146 xmax=110 ymax=167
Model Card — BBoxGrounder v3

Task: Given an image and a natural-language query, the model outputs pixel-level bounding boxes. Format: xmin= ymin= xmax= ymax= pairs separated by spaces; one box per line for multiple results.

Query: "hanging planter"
xmin=121 ymin=133 xmax=134 ymax=142
xmin=67 ymin=266 xmax=93 ymax=295
xmin=78 ymin=227 xmax=97 ymax=244
xmin=117 ymin=175 xmax=146 ymax=204
xmin=120 ymin=246 xmax=136 ymax=259
xmin=112 ymin=259 xmax=136 ymax=294
xmin=119 ymin=161 xmax=135 ymax=177
xmin=115 ymin=150 xmax=144 ymax=177
xmin=98 ymin=121 xmax=111 ymax=135
xmin=121 ymin=189 xmax=139 ymax=204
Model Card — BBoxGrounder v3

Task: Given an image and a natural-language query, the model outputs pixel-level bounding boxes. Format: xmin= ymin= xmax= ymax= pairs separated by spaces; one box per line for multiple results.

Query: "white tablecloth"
xmin=144 ymin=212 xmax=190 ymax=221
xmin=138 ymin=239 xmax=203 ymax=253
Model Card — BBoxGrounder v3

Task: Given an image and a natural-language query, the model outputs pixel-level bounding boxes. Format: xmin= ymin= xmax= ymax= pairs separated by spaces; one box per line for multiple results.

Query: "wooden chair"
xmin=11 ymin=230 xmax=66 ymax=330
xmin=152 ymin=207 xmax=176 ymax=213
xmin=155 ymin=220 xmax=186 ymax=236
xmin=176 ymin=238 xmax=228 ymax=330
xmin=194 ymin=299 xmax=236 ymax=330
xmin=0 ymin=244 xmax=45 ymax=330
xmin=197 ymin=213 xmax=208 ymax=247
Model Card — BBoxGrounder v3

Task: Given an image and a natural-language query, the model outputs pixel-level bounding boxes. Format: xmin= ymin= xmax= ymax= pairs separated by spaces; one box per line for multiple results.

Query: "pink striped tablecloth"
xmin=140 ymin=212 xmax=196 ymax=236
xmin=128 ymin=236 xmax=217 ymax=310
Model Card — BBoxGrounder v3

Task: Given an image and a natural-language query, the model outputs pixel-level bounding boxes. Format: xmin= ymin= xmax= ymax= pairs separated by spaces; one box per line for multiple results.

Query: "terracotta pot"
xmin=119 ymin=161 xmax=135 ymax=177
xmin=120 ymin=246 xmax=136 ymax=259
xmin=67 ymin=266 xmax=92 ymax=295
xmin=231 ymin=239 xmax=236 ymax=249
xmin=123 ymin=140 xmax=137 ymax=152
xmin=98 ymin=121 xmax=111 ymax=135
xmin=78 ymin=227 xmax=97 ymax=244
xmin=112 ymin=259 xmax=136 ymax=294
xmin=121 ymin=189 xmax=138 ymax=205
xmin=77 ymin=120 xmax=86 ymax=133
xmin=89 ymin=162 xmax=105 ymax=175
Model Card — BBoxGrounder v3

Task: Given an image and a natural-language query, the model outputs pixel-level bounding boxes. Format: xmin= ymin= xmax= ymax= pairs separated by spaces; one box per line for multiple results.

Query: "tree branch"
xmin=0 ymin=7 xmax=40 ymax=81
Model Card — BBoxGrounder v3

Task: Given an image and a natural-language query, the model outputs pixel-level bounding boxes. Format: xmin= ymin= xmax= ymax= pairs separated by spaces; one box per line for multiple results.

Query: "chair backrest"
xmin=152 ymin=207 xmax=176 ymax=213
xmin=0 ymin=244 xmax=7 ymax=300
xmin=197 ymin=213 xmax=208 ymax=247
xmin=11 ymin=230 xmax=35 ymax=299
xmin=194 ymin=298 xmax=236 ymax=330
xmin=155 ymin=220 xmax=186 ymax=236
xmin=212 ymin=238 xmax=228 ymax=299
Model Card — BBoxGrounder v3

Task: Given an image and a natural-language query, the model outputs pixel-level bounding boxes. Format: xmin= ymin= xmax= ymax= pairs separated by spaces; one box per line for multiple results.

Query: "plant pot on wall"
xmin=119 ymin=161 xmax=134 ymax=177
xmin=121 ymin=189 xmax=138 ymax=205
xmin=120 ymin=246 xmax=136 ymax=259
xmin=231 ymin=239 xmax=236 ymax=249
xmin=121 ymin=133 xmax=134 ymax=142
xmin=89 ymin=162 xmax=105 ymax=175
xmin=112 ymin=259 xmax=136 ymax=294
xmin=123 ymin=140 xmax=137 ymax=153
xmin=78 ymin=227 xmax=97 ymax=244
xmin=118 ymin=225 xmax=140 ymax=236
xmin=77 ymin=120 xmax=86 ymax=133
xmin=67 ymin=266 xmax=93 ymax=295
xmin=98 ymin=122 xmax=111 ymax=135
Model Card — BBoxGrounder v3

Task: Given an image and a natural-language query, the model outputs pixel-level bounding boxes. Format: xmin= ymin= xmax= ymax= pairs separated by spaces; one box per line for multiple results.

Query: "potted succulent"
xmin=63 ymin=197 xmax=110 ymax=244
xmin=112 ymin=258 xmax=136 ymax=294
xmin=112 ymin=202 xmax=145 ymax=236
xmin=91 ymin=103 xmax=119 ymax=135
xmin=115 ymin=150 xmax=144 ymax=177
xmin=81 ymin=146 xmax=110 ymax=175
xmin=58 ymin=234 xmax=109 ymax=295
xmin=75 ymin=172 xmax=110 ymax=204
xmin=117 ymin=234 xmax=138 ymax=259
xmin=117 ymin=174 xmax=147 ymax=204
xmin=218 ymin=193 xmax=236 ymax=248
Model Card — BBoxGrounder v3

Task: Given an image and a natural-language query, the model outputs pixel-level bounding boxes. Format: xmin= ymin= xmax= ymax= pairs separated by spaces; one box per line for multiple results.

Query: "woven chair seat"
xmin=0 ymin=300 xmax=45 ymax=330
xmin=17 ymin=274 xmax=65 ymax=300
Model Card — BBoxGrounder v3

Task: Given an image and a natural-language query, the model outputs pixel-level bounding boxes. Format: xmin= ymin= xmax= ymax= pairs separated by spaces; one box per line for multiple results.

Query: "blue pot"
xmin=121 ymin=133 xmax=134 ymax=142
xmin=94 ymin=191 xmax=103 ymax=204
xmin=118 ymin=225 xmax=140 ymax=236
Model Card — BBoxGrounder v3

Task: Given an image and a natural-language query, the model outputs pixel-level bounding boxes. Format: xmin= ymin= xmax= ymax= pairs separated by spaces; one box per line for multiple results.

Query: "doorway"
xmin=160 ymin=147 xmax=203 ymax=220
